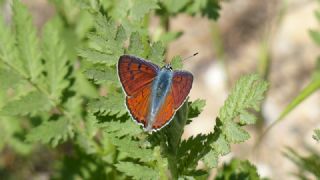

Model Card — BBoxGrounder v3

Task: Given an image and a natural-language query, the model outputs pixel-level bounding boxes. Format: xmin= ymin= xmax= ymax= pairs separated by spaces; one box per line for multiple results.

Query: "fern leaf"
xmin=239 ymin=110 xmax=257 ymax=125
xmin=170 ymin=56 xmax=183 ymax=69
xmin=42 ymin=19 xmax=70 ymax=101
xmin=310 ymin=30 xmax=320 ymax=45
xmin=88 ymin=92 xmax=127 ymax=117
xmin=211 ymin=133 xmax=230 ymax=155
xmin=219 ymin=74 xmax=268 ymax=122
xmin=13 ymin=0 xmax=42 ymax=82
xmin=115 ymin=161 xmax=158 ymax=180
xmin=0 ymin=68 xmax=22 ymax=92
xmin=215 ymin=159 xmax=261 ymax=179
xmin=85 ymin=66 xmax=118 ymax=85
xmin=177 ymin=133 xmax=210 ymax=171
xmin=222 ymin=121 xmax=250 ymax=143
xmin=27 ymin=117 xmax=74 ymax=147
xmin=161 ymin=0 xmax=190 ymax=14
xmin=108 ymin=135 xmax=155 ymax=162
xmin=0 ymin=91 xmax=51 ymax=116
xmin=100 ymin=120 xmax=142 ymax=137
xmin=148 ymin=41 xmax=165 ymax=65
xmin=0 ymin=15 xmax=24 ymax=73
xmin=202 ymin=74 xmax=267 ymax=168
xmin=130 ymin=0 xmax=159 ymax=20
xmin=78 ymin=49 xmax=117 ymax=65
xmin=313 ymin=129 xmax=320 ymax=142
xmin=203 ymin=150 xmax=218 ymax=169
xmin=128 ymin=32 xmax=149 ymax=58
xmin=80 ymin=16 xmax=125 ymax=65
xmin=188 ymin=99 xmax=206 ymax=119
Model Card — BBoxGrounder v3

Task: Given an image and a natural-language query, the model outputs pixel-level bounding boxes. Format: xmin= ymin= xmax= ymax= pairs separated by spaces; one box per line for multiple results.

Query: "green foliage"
xmin=0 ymin=0 xmax=82 ymax=152
xmin=284 ymin=147 xmax=320 ymax=179
xmin=313 ymin=129 xmax=320 ymax=142
xmin=115 ymin=161 xmax=159 ymax=180
xmin=42 ymin=19 xmax=70 ymax=101
xmin=215 ymin=159 xmax=261 ymax=180
xmin=13 ymin=0 xmax=42 ymax=81
xmin=0 ymin=0 xmax=269 ymax=179
xmin=158 ymin=0 xmax=220 ymax=19
xmin=0 ymin=91 xmax=51 ymax=116
xmin=27 ymin=118 xmax=74 ymax=147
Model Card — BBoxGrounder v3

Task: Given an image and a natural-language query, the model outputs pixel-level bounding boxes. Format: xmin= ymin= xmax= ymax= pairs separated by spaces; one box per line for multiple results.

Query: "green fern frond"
xmin=222 ymin=120 xmax=250 ymax=143
xmin=27 ymin=117 xmax=74 ymax=147
xmin=42 ymin=18 xmax=70 ymax=101
xmin=0 ymin=15 xmax=23 ymax=73
xmin=169 ymin=56 xmax=182 ymax=69
xmin=115 ymin=161 xmax=158 ymax=180
xmin=313 ymin=129 xmax=320 ymax=142
xmin=100 ymin=120 xmax=143 ymax=137
xmin=13 ymin=0 xmax=42 ymax=82
xmin=0 ymin=91 xmax=51 ymax=116
xmin=85 ymin=66 xmax=118 ymax=85
xmin=88 ymin=91 xmax=127 ymax=117
xmin=127 ymin=32 xmax=149 ymax=58
xmin=188 ymin=99 xmax=206 ymax=119
xmin=108 ymin=135 xmax=155 ymax=162
xmin=0 ymin=68 xmax=22 ymax=92
xmin=219 ymin=74 xmax=268 ymax=123
xmin=147 ymin=41 xmax=165 ymax=65
xmin=215 ymin=159 xmax=261 ymax=179
xmin=79 ymin=16 xmax=126 ymax=65
xmin=177 ymin=133 xmax=210 ymax=171
xmin=129 ymin=0 xmax=159 ymax=20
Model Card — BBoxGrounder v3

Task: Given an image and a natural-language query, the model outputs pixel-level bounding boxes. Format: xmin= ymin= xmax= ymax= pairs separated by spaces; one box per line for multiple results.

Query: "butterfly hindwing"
xmin=126 ymin=83 xmax=152 ymax=128
xmin=152 ymin=90 xmax=175 ymax=130
xmin=118 ymin=55 xmax=159 ymax=96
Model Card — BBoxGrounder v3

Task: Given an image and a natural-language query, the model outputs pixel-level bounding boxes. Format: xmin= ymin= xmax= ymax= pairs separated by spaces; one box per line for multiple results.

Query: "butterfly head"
xmin=162 ymin=63 xmax=173 ymax=71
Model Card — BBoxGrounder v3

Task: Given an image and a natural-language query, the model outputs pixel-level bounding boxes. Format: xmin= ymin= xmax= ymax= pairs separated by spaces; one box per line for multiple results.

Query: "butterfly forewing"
xmin=118 ymin=55 xmax=159 ymax=96
xmin=171 ymin=71 xmax=193 ymax=108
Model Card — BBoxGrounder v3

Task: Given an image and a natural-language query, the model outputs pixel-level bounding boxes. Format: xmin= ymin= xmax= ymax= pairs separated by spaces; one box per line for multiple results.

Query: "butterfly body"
xmin=118 ymin=55 xmax=193 ymax=132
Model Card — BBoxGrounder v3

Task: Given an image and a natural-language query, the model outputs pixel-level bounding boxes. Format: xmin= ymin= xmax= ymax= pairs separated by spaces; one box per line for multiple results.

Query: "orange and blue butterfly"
xmin=118 ymin=55 xmax=193 ymax=132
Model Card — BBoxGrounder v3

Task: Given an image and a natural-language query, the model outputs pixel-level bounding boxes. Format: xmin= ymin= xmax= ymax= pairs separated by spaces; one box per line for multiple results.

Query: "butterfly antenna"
xmin=182 ymin=52 xmax=199 ymax=62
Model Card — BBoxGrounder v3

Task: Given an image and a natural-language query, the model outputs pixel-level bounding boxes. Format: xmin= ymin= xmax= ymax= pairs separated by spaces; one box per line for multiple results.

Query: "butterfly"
xmin=118 ymin=55 xmax=193 ymax=132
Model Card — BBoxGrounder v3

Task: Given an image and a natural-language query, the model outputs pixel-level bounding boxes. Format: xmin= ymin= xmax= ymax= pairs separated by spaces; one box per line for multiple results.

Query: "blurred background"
xmin=1 ymin=0 xmax=320 ymax=179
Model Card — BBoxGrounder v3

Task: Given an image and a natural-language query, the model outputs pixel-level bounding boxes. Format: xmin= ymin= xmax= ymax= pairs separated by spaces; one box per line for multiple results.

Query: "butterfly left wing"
xmin=150 ymin=71 xmax=193 ymax=130
xmin=118 ymin=55 xmax=159 ymax=96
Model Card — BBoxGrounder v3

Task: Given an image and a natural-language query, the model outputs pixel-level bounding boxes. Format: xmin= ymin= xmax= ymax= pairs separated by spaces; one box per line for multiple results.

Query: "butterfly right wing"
xmin=150 ymin=71 xmax=193 ymax=131
xmin=118 ymin=55 xmax=159 ymax=96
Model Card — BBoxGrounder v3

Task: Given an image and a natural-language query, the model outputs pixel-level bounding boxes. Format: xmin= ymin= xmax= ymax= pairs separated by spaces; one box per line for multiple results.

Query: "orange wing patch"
xmin=152 ymin=91 xmax=175 ymax=130
xmin=171 ymin=71 xmax=193 ymax=108
xmin=118 ymin=55 xmax=158 ymax=96
xmin=126 ymin=84 xmax=152 ymax=128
